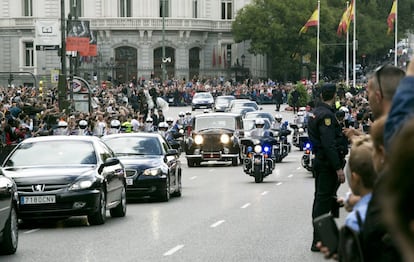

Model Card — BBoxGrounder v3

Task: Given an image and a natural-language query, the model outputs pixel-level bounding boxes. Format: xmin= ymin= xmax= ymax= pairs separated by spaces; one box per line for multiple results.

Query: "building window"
xmin=159 ymin=0 xmax=170 ymax=17
xmin=193 ymin=0 xmax=198 ymax=18
xmin=221 ymin=0 xmax=232 ymax=20
xmin=24 ymin=42 xmax=34 ymax=67
xmin=70 ymin=0 xmax=83 ymax=18
xmin=23 ymin=0 xmax=33 ymax=16
xmin=119 ymin=0 xmax=131 ymax=17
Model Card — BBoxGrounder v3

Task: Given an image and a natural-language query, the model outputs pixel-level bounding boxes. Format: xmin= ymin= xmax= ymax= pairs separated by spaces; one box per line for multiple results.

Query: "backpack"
xmin=338 ymin=211 xmax=364 ymax=262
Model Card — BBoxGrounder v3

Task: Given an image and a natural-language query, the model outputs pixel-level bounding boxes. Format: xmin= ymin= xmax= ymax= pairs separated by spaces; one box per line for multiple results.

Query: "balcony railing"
xmin=0 ymin=17 xmax=233 ymax=32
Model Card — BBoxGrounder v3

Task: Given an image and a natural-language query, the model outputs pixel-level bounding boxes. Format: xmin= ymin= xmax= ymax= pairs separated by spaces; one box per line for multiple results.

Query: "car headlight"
xmin=220 ymin=134 xmax=230 ymax=144
xmin=143 ymin=168 xmax=161 ymax=176
xmin=194 ymin=135 xmax=204 ymax=145
xmin=298 ymin=128 xmax=304 ymax=133
xmin=254 ymin=145 xmax=262 ymax=153
xmin=69 ymin=179 xmax=94 ymax=191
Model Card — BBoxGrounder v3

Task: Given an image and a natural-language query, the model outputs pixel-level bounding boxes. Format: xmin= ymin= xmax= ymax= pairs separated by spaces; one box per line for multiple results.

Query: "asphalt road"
xmin=2 ymin=104 xmax=349 ymax=262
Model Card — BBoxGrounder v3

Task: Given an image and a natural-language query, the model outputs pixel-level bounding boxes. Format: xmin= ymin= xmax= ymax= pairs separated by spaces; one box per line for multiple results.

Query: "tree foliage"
xmin=232 ymin=0 xmax=414 ymax=82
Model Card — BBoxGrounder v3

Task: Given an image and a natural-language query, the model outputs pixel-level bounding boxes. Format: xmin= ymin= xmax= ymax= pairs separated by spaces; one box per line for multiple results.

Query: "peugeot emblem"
xmin=32 ymin=184 xmax=45 ymax=192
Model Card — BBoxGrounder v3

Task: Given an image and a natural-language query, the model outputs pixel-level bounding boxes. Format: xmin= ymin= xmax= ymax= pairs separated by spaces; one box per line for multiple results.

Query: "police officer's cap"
xmin=320 ymin=83 xmax=337 ymax=100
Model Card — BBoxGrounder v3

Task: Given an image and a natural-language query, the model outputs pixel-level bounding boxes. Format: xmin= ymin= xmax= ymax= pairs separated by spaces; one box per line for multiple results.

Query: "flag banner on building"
xmin=387 ymin=0 xmax=397 ymax=34
xmin=337 ymin=0 xmax=354 ymax=37
xmin=299 ymin=8 xmax=319 ymax=34
xmin=223 ymin=48 xmax=227 ymax=68
xmin=66 ymin=20 xmax=90 ymax=54
xmin=80 ymin=30 xmax=97 ymax=57
xmin=218 ymin=45 xmax=222 ymax=66
xmin=35 ymin=19 xmax=60 ymax=50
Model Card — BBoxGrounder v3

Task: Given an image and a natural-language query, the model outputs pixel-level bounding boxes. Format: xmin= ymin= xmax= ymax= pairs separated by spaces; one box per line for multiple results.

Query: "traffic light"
xmin=39 ymin=80 xmax=43 ymax=97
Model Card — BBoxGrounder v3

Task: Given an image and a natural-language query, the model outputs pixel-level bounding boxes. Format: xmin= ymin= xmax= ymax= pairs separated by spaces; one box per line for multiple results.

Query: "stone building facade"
xmin=0 ymin=0 xmax=268 ymax=87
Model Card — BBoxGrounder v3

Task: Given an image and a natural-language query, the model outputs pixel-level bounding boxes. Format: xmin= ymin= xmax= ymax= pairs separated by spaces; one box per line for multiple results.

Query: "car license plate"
xmin=126 ymin=178 xmax=133 ymax=186
xmin=21 ymin=195 xmax=56 ymax=205
xmin=200 ymin=105 xmax=207 ymax=108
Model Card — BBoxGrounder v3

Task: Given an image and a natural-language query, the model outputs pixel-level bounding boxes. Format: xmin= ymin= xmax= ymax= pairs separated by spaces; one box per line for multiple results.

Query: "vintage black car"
xmin=0 ymin=173 xmax=18 ymax=255
xmin=185 ymin=113 xmax=242 ymax=167
xmin=2 ymin=136 xmax=127 ymax=226
xmin=101 ymin=133 xmax=182 ymax=202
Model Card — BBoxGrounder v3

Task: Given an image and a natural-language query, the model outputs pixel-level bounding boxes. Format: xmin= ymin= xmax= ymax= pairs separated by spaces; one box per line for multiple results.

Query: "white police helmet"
xmin=179 ymin=112 xmax=185 ymax=117
xmin=166 ymin=117 xmax=174 ymax=123
xmin=146 ymin=117 xmax=153 ymax=123
xmin=110 ymin=119 xmax=121 ymax=128
xmin=58 ymin=120 xmax=68 ymax=128
xmin=185 ymin=111 xmax=191 ymax=115
xmin=255 ymin=118 xmax=265 ymax=126
xmin=79 ymin=120 xmax=88 ymax=129
xmin=275 ymin=114 xmax=282 ymax=121
xmin=158 ymin=122 xmax=168 ymax=129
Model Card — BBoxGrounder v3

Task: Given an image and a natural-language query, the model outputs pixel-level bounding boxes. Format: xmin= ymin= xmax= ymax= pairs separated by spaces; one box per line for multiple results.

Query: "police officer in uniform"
xmin=307 ymin=83 xmax=347 ymax=252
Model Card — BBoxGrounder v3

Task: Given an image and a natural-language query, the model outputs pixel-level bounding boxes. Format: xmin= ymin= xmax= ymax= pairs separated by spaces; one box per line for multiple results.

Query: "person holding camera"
xmin=307 ymin=83 xmax=347 ymax=252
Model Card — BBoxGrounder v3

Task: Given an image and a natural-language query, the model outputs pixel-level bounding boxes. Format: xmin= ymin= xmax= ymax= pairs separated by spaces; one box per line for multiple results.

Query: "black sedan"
xmin=185 ymin=113 xmax=242 ymax=167
xmin=2 ymin=136 xmax=127 ymax=225
xmin=0 ymin=173 xmax=18 ymax=255
xmin=101 ymin=133 xmax=182 ymax=202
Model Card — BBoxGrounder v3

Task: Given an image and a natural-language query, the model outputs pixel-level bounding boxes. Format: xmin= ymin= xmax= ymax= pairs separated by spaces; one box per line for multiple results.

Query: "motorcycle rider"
xmin=176 ymin=111 xmax=185 ymax=127
xmin=107 ymin=119 xmax=121 ymax=135
xmin=54 ymin=120 xmax=70 ymax=135
xmin=274 ymin=114 xmax=283 ymax=130
xmin=143 ymin=117 xmax=155 ymax=132
xmin=73 ymin=119 xmax=92 ymax=136
xmin=250 ymin=119 xmax=273 ymax=137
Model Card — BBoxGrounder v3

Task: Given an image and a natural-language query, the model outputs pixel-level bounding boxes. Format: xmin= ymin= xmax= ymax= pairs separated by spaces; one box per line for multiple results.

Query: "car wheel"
xmin=110 ymin=187 xmax=127 ymax=218
xmin=187 ymin=159 xmax=195 ymax=167
xmin=159 ymin=176 xmax=170 ymax=202
xmin=171 ymin=169 xmax=182 ymax=197
xmin=231 ymin=157 xmax=238 ymax=166
xmin=88 ymin=190 xmax=106 ymax=225
xmin=0 ymin=205 xmax=18 ymax=255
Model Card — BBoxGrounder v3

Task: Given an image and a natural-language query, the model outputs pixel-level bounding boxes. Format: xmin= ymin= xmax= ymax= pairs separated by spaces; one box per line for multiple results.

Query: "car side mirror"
xmin=98 ymin=157 xmax=120 ymax=173
xmin=166 ymin=149 xmax=179 ymax=156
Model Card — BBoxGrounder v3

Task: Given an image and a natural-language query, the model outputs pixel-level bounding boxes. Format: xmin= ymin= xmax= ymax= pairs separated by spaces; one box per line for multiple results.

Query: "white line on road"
xmin=163 ymin=245 xmax=184 ymax=256
xmin=24 ymin=229 xmax=40 ymax=234
xmin=261 ymin=191 xmax=269 ymax=196
xmin=288 ymin=174 xmax=293 ymax=178
xmin=241 ymin=203 xmax=251 ymax=209
xmin=210 ymin=220 xmax=225 ymax=228
xmin=208 ymin=169 xmax=215 ymax=172
xmin=189 ymin=176 xmax=197 ymax=180
xmin=276 ymin=182 xmax=283 ymax=186
xmin=297 ymin=167 xmax=301 ymax=170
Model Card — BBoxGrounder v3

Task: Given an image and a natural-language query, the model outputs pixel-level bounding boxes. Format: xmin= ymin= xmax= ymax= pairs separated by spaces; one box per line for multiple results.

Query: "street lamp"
xmin=161 ymin=0 xmax=166 ymax=82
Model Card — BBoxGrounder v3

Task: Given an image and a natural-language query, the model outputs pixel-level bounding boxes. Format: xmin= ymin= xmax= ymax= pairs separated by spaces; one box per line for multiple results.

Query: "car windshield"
xmin=4 ymin=140 xmax=97 ymax=167
xmin=194 ymin=93 xmax=212 ymax=99
xmin=216 ymin=97 xmax=233 ymax=105
xmin=245 ymin=113 xmax=273 ymax=122
xmin=195 ymin=116 xmax=236 ymax=131
xmin=103 ymin=136 xmax=162 ymax=156
xmin=233 ymin=102 xmax=258 ymax=109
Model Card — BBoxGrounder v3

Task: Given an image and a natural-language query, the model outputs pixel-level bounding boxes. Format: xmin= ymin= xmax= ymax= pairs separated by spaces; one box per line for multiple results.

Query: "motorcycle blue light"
xmin=264 ymin=146 xmax=270 ymax=152
xmin=305 ymin=143 xmax=311 ymax=149
xmin=247 ymin=146 xmax=253 ymax=152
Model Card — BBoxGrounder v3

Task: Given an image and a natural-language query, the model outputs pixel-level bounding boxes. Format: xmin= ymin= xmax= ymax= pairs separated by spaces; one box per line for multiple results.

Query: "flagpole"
xmin=394 ymin=0 xmax=398 ymax=66
xmin=316 ymin=0 xmax=320 ymax=83
xmin=345 ymin=1 xmax=349 ymax=88
xmin=352 ymin=0 xmax=356 ymax=89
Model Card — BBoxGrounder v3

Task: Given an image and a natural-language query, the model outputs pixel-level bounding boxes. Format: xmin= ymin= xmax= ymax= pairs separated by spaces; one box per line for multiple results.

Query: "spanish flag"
xmin=337 ymin=0 xmax=354 ymax=37
xmin=299 ymin=9 xmax=319 ymax=34
xmin=387 ymin=0 xmax=397 ymax=34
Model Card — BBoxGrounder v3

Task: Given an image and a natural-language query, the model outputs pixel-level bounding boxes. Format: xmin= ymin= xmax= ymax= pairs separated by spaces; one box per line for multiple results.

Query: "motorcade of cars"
xmin=191 ymin=92 xmax=214 ymax=111
xmin=0 ymin=173 xmax=18 ymax=255
xmin=101 ymin=133 xmax=182 ymax=202
xmin=2 ymin=136 xmax=127 ymax=226
xmin=214 ymin=95 xmax=235 ymax=112
xmin=185 ymin=113 xmax=243 ymax=167
xmin=227 ymin=99 xmax=259 ymax=112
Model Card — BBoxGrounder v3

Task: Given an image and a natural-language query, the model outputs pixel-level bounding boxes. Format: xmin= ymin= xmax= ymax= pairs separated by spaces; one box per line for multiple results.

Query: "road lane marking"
xmin=208 ymin=169 xmax=215 ymax=172
xmin=261 ymin=191 xmax=269 ymax=196
xmin=288 ymin=174 xmax=293 ymax=178
xmin=189 ymin=176 xmax=197 ymax=180
xmin=241 ymin=203 xmax=251 ymax=209
xmin=210 ymin=220 xmax=225 ymax=228
xmin=24 ymin=229 xmax=40 ymax=234
xmin=276 ymin=182 xmax=283 ymax=186
xmin=163 ymin=245 xmax=184 ymax=256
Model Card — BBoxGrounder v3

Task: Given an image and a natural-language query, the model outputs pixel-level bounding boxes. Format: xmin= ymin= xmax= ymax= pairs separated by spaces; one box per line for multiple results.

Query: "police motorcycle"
xmin=272 ymin=122 xmax=292 ymax=163
xmin=165 ymin=117 xmax=185 ymax=154
xmin=301 ymin=142 xmax=314 ymax=176
xmin=289 ymin=112 xmax=310 ymax=151
xmin=241 ymin=119 xmax=276 ymax=183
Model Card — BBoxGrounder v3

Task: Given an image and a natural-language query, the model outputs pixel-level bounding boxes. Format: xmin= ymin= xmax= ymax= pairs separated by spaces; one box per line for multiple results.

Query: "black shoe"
xmin=310 ymin=242 xmax=320 ymax=252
